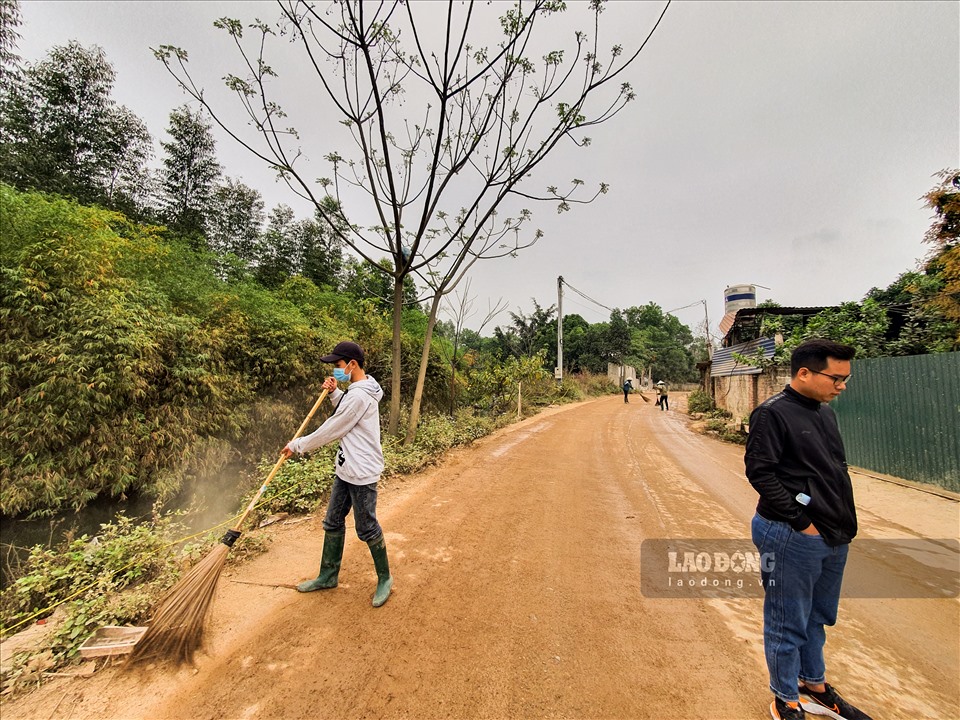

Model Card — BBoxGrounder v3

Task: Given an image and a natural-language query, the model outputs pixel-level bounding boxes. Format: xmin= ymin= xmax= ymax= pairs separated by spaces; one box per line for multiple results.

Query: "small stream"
xmin=0 ymin=461 xmax=255 ymax=588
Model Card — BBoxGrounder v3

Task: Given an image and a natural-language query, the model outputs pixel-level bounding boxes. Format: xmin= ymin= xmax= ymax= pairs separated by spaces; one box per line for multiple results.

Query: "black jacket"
xmin=745 ymin=385 xmax=858 ymax=546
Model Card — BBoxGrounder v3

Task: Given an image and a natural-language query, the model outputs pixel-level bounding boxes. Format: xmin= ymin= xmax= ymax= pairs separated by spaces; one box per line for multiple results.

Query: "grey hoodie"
xmin=287 ymin=376 xmax=385 ymax=485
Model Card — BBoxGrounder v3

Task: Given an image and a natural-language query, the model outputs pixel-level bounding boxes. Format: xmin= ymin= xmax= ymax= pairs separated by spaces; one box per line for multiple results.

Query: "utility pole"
xmin=667 ymin=298 xmax=714 ymax=361
xmin=702 ymin=299 xmax=713 ymax=358
xmin=556 ymin=276 xmax=564 ymax=383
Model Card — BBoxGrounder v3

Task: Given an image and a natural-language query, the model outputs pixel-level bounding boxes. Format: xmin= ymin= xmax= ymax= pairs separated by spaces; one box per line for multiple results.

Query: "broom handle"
xmin=230 ymin=388 xmax=330 ymax=533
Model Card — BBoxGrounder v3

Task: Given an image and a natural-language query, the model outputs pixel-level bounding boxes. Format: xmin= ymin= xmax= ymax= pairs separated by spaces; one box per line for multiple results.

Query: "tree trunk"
xmin=405 ymin=292 xmax=442 ymax=446
xmin=388 ymin=276 xmax=404 ymax=435
xmin=449 ymin=336 xmax=460 ymax=416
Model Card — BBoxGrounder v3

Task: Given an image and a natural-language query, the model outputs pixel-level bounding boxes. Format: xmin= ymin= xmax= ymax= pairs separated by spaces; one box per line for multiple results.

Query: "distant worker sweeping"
xmin=655 ymin=380 xmax=669 ymax=411
xmin=283 ymin=341 xmax=393 ymax=608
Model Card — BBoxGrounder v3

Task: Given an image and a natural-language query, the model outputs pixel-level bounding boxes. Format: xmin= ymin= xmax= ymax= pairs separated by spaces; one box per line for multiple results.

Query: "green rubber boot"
xmin=297 ymin=531 xmax=345 ymax=593
xmin=367 ymin=534 xmax=393 ymax=607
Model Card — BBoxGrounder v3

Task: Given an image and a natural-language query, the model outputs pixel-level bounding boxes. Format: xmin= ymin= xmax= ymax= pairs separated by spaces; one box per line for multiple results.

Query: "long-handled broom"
xmin=127 ymin=388 xmax=329 ymax=667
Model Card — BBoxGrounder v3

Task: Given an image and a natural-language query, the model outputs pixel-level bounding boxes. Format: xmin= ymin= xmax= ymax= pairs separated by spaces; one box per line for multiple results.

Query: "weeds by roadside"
xmin=686 ymin=389 xmax=748 ymax=445
xmin=0 ymin=513 xmax=192 ymax=694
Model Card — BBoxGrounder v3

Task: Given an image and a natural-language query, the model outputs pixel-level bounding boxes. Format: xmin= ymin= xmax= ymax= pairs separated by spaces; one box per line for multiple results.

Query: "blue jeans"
xmin=751 ymin=513 xmax=848 ymax=702
xmin=323 ymin=476 xmax=382 ymax=542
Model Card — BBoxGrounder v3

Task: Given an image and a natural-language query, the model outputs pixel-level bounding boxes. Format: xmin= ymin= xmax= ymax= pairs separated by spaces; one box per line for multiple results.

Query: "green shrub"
xmin=705 ymin=418 xmax=728 ymax=433
xmin=0 ymin=184 xmax=395 ymax=517
xmin=702 ymin=417 xmax=747 ymax=446
xmin=721 ymin=428 xmax=748 ymax=445
xmin=250 ymin=447 xmax=338 ymax=518
xmin=554 ymin=378 xmax=585 ymax=401
xmin=687 ymin=389 xmax=715 ymax=414
xmin=0 ymin=513 xmax=189 ymax=670
xmin=449 ymin=409 xmax=496 ymax=443
xmin=407 ymin=414 xmax=457 ymax=455
xmin=384 ymin=410 xmax=496 ymax=476
xmin=0 ymin=187 xmax=245 ymax=515
xmin=708 ymin=407 xmax=734 ymax=420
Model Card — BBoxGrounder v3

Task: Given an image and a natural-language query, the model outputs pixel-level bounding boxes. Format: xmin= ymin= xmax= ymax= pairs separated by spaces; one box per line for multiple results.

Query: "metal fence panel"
xmin=832 ymin=353 xmax=960 ymax=492
xmin=711 ymin=338 xmax=775 ymax=377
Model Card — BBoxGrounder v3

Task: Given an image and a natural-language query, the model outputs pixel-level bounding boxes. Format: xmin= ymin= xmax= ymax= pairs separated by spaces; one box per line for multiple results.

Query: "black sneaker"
xmin=799 ymin=683 xmax=873 ymax=720
xmin=771 ymin=697 xmax=806 ymax=719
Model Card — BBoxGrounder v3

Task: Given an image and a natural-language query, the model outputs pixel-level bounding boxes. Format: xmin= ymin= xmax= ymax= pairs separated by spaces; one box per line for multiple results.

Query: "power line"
xmin=666 ymin=300 xmax=704 ymax=314
xmin=561 ymin=279 xmax=615 ymax=313
xmin=563 ymin=295 xmax=610 ymax=319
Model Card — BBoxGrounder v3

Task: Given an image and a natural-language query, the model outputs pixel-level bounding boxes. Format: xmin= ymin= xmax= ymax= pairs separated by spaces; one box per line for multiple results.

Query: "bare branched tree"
xmin=435 ymin=278 xmax=507 ymax=422
xmin=153 ymin=0 xmax=671 ymax=433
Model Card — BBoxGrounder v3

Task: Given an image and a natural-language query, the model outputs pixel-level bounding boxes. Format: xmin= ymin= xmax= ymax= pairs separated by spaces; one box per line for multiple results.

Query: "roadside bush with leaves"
xmin=1 ymin=187 xmax=243 ymax=514
xmin=0 ymin=511 xmax=193 ymax=696
xmin=0 ymin=513 xmax=185 ymax=633
xmin=553 ymin=377 xmax=585 ymax=402
xmin=704 ymin=418 xmax=728 ymax=434
xmin=687 ymin=389 xmax=716 ymax=414
xmin=250 ymin=445 xmax=338 ymax=518
xmin=0 ymin=185 xmax=397 ymax=517
xmin=461 ymin=352 xmax=554 ymax=416
xmin=702 ymin=417 xmax=747 ymax=445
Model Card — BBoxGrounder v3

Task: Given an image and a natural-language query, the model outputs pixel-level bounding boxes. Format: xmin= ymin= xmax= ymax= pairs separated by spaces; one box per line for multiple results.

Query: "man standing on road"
xmin=623 ymin=377 xmax=633 ymax=403
xmin=745 ymin=339 xmax=872 ymax=720
xmin=283 ymin=341 xmax=393 ymax=608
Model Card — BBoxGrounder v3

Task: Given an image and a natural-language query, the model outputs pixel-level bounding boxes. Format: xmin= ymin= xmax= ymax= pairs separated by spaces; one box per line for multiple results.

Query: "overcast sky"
xmin=15 ymin=0 xmax=959 ymax=339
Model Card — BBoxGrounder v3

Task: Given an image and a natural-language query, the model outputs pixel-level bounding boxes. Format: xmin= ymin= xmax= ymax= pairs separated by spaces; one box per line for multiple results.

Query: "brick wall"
xmin=712 ymin=366 xmax=791 ymax=421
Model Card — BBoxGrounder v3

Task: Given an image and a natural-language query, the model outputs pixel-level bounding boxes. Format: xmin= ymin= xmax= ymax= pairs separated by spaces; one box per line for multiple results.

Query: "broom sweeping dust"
xmin=127 ymin=388 xmax=329 ymax=667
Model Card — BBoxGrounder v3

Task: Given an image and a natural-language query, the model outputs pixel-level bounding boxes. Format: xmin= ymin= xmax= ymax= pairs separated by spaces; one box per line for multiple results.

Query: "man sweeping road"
xmin=283 ymin=341 xmax=393 ymax=608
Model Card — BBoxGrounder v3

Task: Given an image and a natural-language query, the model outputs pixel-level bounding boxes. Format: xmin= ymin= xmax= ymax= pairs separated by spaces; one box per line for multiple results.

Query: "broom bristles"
xmin=128 ymin=542 xmax=231 ymax=667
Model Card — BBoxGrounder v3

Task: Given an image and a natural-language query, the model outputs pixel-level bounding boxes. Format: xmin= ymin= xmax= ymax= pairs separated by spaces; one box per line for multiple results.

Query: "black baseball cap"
xmin=320 ymin=340 xmax=365 ymax=367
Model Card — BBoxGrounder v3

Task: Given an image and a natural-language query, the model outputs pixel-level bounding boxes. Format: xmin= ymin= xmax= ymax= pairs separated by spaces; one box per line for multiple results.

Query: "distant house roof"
xmin=711 ymin=337 xmax=776 ymax=377
xmin=721 ymin=306 xmax=831 ymax=347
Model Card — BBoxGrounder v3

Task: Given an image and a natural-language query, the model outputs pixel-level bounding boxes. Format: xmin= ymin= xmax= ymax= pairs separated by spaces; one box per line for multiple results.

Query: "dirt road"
xmin=5 ymin=394 xmax=959 ymax=719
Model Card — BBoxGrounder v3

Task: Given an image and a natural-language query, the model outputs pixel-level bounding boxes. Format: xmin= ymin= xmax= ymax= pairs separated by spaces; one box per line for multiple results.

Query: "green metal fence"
xmin=832 ymin=352 xmax=960 ymax=492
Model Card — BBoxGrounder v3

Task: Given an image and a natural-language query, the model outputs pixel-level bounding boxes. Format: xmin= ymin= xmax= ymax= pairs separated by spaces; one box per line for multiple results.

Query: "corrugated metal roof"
xmin=719 ymin=311 xmax=737 ymax=336
xmin=711 ymin=337 xmax=776 ymax=377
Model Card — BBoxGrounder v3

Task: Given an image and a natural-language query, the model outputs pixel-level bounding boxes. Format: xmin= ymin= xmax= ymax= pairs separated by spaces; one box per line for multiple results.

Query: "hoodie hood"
xmin=288 ymin=375 xmax=385 ymax=485
xmin=349 ymin=376 xmax=384 ymax=403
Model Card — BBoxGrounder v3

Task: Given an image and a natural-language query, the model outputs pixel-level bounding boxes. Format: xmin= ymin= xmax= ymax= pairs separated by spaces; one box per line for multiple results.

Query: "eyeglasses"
xmin=809 ymin=369 xmax=851 ymax=387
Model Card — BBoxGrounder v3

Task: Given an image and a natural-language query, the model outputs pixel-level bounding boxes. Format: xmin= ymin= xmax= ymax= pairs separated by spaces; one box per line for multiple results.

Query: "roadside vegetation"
xmin=686 ymin=389 xmax=747 ymax=445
